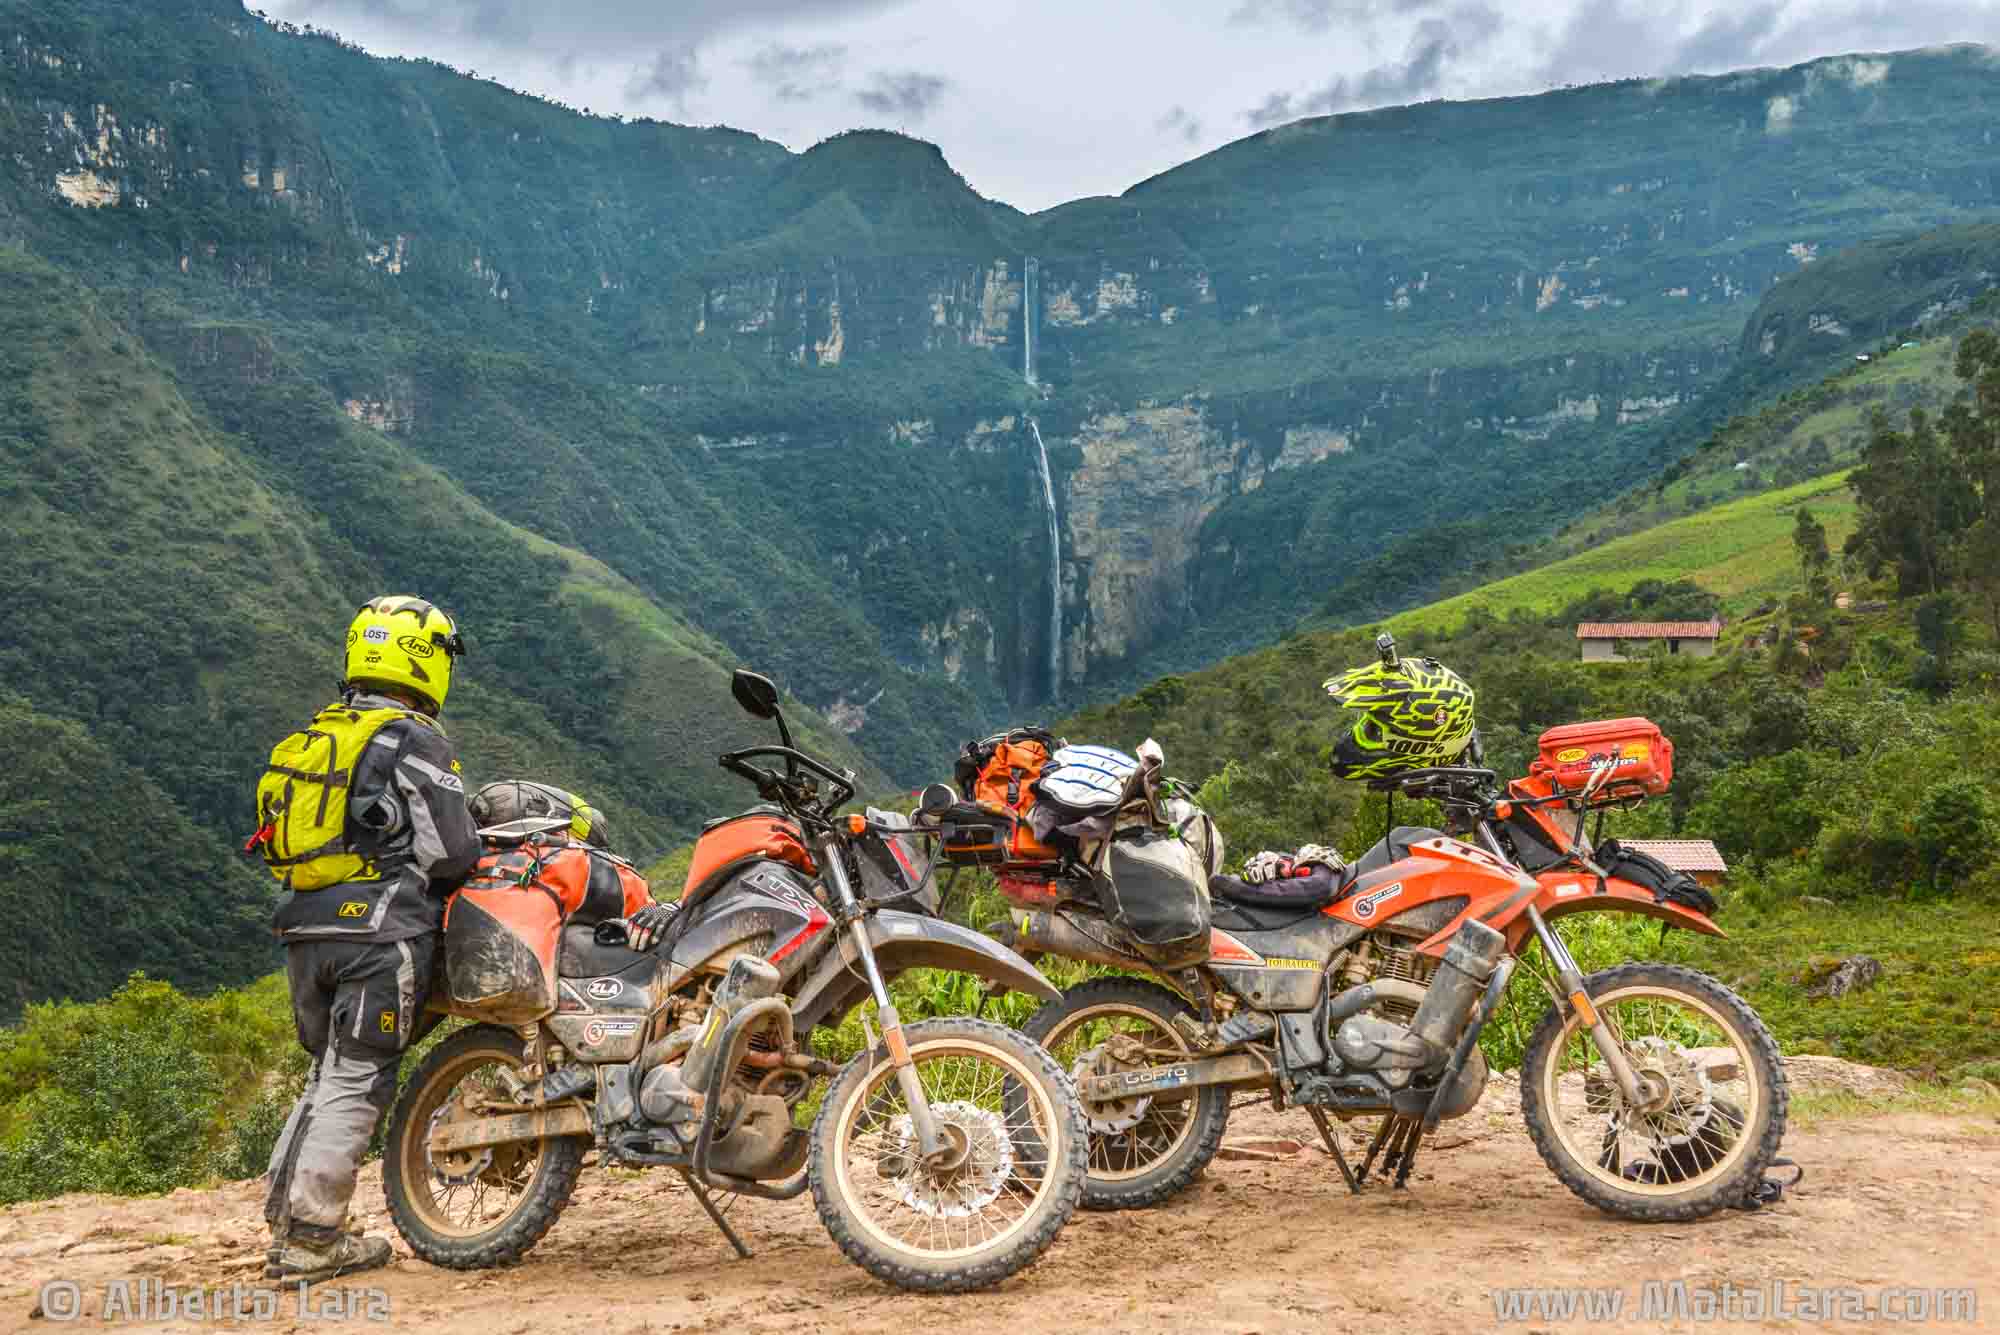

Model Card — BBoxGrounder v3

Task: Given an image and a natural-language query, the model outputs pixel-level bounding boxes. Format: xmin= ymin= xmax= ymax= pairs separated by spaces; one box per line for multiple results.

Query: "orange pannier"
xmin=943 ymin=728 xmax=1065 ymax=865
xmin=444 ymin=836 xmax=653 ymax=1022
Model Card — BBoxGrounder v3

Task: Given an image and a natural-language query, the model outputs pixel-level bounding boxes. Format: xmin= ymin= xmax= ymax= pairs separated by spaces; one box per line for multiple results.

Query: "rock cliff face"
xmin=6 ymin=6 xmax=2000 ymax=738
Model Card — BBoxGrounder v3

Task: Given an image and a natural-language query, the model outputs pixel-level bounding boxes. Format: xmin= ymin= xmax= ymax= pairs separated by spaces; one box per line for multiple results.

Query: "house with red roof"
xmin=1575 ymin=618 xmax=1722 ymax=661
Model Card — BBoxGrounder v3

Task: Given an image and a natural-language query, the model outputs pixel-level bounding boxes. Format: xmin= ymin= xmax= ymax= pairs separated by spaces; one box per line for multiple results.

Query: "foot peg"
xmin=1173 ymin=1011 xmax=1275 ymax=1051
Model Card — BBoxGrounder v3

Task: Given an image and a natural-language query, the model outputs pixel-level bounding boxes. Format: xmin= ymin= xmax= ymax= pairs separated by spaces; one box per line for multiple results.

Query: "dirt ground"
xmin=2 ymin=1059 xmax=1994 ymax=1334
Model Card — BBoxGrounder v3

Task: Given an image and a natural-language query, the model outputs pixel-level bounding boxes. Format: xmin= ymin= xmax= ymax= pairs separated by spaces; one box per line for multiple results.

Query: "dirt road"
xmin=2 ymin=1063 xmax=1994 ymax=1334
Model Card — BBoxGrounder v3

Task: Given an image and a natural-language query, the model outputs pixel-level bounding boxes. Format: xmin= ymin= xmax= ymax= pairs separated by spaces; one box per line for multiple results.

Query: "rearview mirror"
xmin=918 ymin=782 xmax=956 ymax=817
xmin=731 ymin=669 xmax=781 ymax=720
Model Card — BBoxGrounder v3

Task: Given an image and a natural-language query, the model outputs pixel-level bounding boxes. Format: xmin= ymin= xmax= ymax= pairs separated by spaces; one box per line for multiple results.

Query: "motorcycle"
xmin=982 ymin=638 xmax=1790 ymax=1222
xmin=382 ymin=669 xmax=1087 ymax=1293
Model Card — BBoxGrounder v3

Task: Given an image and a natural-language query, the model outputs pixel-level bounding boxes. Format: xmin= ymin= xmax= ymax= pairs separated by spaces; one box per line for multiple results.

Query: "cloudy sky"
xmin=259 ymin=0 xmax=2000 ymax=212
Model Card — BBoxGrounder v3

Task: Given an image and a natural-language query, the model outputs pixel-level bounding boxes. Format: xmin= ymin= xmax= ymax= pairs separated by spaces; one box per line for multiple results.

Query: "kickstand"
xmin=1354 ymin=1114 xmax=1397 ymax=1185
xmin=1390 ymin=1122 xmax=1424 ymax=1190
xmin=676 ymin=1168 xmax=753 ymax=1260
xmin=1305 ymin=1106 xmax=1361 ymax=1195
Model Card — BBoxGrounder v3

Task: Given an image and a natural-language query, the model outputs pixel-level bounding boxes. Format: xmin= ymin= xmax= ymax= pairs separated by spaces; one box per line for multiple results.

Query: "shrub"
xmin=1913 ymin=778 xmax=1996 ymax=893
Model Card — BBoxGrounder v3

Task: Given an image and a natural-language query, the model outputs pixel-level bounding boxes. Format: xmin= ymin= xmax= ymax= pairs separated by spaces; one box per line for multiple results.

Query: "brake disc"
xmin=1071 ymin=1042 xmax=1152 ymax=1135
xmin=425 ymin=1098 xmax=493 ymax=1187
xmin=881 ymin=1102 xmax=1014 ymax=1219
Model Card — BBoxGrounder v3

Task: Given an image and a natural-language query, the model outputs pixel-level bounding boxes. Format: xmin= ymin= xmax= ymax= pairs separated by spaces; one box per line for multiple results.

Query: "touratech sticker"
xmin=582 ymin=1018 xmax=641 ymax=1045
xmin=584 ymin=979 xmax=623 ymax=1001
xmin=378 ymin=1010 xmax=396 ymax=1033
xmin=1351 ymin=882 xmax=1405 ymax=920
xmin=398 ymin=634 xmax=436 ymax=659
xmin=1555 ymin=746 xmax=1588 ymax=763
xmin=1263 ymin=957 xmax=1318 ymax=970
xmin=337 ymin=900 xmax=370 ymax=918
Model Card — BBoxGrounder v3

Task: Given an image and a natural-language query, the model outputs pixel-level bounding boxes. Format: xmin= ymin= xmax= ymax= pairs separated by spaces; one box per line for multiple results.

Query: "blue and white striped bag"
xmin=1034 ymin=745 xmax=1139 ymax=817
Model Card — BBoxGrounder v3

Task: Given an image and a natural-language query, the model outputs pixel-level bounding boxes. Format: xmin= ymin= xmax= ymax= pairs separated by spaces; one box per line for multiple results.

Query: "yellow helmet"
xmin=343 ymin=596 xmax=466 ymax=714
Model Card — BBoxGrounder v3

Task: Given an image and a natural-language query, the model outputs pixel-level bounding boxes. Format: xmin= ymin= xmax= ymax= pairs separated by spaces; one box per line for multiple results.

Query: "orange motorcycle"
xmin=984 ymin=664 xmax=1791 ymax=1222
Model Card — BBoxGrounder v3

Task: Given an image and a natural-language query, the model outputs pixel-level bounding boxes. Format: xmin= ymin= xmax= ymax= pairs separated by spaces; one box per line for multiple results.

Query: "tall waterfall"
xmin=1022 ymin=256 xmax=1039 ymax=387
xmin=1028 ymin=418 xmax=1061 ymax=701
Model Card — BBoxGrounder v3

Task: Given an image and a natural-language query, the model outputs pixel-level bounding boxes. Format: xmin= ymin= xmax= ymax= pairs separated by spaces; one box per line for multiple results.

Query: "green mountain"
xmin=9 ymin=0 xmax=2000 ymax=1010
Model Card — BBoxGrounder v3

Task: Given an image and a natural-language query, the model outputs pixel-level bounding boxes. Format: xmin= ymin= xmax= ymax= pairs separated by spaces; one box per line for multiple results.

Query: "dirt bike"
xmin=382 ymin=670 xmax=1087 ymax=1294
xmin=982 ymin=675 xmax=1790 ymax=1222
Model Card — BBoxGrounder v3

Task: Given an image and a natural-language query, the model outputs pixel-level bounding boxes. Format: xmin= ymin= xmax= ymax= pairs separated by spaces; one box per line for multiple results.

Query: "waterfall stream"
xmin=1028 ymin=417 xmax=1061 ymax=702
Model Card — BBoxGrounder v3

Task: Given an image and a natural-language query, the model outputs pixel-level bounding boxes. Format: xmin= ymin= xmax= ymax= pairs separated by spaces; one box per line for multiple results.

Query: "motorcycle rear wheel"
xmin=1023 ymin=977 xmax=1230 ymax=1210
xmin=1520 ymin=962 xmax=1787 ymax=1222
xmin=383 ymin=1024 xmax=587 ymax=1268
xmin=809 ymin=1017 xmax=1085 ymax=1292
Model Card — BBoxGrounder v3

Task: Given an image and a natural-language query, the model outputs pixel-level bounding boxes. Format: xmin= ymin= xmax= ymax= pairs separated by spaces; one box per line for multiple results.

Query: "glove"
xmin=1293 ymin=843 xmax=1345 ymax=874
xmin=1242 ymin=851 xmax=1296 ymax=884
xmin=624 ymin=902 xmax=680 ymax=954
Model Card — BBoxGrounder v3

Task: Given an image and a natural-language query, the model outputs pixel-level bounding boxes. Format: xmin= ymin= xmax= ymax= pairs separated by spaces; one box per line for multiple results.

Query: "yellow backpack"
xmin=247 ymin=703 xmax=439 ymax=891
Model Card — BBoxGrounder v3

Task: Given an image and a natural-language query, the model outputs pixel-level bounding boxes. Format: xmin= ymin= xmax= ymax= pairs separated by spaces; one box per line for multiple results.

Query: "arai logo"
xmin=1352 ymin=882 xmax=1404 ymax=920
xmin=398 ymin=634 xmax=436 ymax=659
xmin=584 ymin=979 xmax=622 ymax=1001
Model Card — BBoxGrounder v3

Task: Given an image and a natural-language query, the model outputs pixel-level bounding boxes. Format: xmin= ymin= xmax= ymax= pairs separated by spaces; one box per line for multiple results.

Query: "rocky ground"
xmin=2 ymin=1057 xmax=1993 ymax=1334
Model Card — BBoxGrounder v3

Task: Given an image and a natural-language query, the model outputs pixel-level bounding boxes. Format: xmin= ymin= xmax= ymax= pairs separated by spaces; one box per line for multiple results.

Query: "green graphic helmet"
xmin=1323 ymin=650 xmax=1476 ymax=781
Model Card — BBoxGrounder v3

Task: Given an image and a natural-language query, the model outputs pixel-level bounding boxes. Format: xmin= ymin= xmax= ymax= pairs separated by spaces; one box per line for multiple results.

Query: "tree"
xmin=1792 ymin=507 xmax=1833 ymax=606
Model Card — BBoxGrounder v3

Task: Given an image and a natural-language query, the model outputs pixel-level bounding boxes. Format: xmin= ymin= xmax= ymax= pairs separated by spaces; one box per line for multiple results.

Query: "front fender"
xmin=1519 ymin=871 xmax=1727 ymax=946
xmin=790 ymin=910 xmax=1061 ymax=1033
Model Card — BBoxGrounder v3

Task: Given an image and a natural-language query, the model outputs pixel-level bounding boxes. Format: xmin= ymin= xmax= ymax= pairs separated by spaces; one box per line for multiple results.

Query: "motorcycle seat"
xmin=1207 ymin=864 xmax=1347 ymax=910
xmin=558 ymin=923 xmax=661 ymax=982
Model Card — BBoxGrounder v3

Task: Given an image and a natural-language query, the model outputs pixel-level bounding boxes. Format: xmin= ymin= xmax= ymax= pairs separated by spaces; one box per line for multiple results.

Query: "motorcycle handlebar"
xmin=717 ymin=745 xmax=858 ymax=812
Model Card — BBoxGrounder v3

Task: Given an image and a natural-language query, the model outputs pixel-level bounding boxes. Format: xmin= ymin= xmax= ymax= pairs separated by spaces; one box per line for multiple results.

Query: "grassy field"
xmin=1389 ymin=471 xmax=1857 ymax=637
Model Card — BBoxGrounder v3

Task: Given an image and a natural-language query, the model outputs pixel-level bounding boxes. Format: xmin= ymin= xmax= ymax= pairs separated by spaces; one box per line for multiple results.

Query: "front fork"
xmin=817 ymin=833 xmax=952 ymax=1163
xmin=1523 ymin=905 xmax=1659 ymax=1111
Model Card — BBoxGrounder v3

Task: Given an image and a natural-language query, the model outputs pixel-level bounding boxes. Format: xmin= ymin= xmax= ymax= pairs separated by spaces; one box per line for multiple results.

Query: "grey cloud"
xmin=743 ymin=42 xmax=848 ymax=103
xmin=1246 ymin=4 xmax=1499 ymax=126
xmin=268 ymin=0 xmax=907 ymax=60
xmin=1155 ymin=104 xmax=1203 ymax=142
xmin=1531 ymin=1 xmax=2000 ymax=89
xmin=855 ymin=70 xmax=949 ymax=121
xmin=626 ymin=42 xmax=705 ymax=108
xmin=1228 ymin=0 xmax=1443 ymax=31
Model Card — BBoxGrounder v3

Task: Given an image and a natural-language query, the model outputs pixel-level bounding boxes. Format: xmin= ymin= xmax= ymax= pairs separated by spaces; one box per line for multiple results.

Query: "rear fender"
xmin=790 ymin=910 xmax=1061 ymax=1033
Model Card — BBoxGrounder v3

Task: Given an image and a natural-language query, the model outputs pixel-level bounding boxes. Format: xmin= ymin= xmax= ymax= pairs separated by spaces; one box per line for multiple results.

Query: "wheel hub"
xmin=1071 ymin=1042 xmax=1152 ymax=1135
xmin=1607 ymin=1037 xmax=1716 ymax=1147
xmin=881 ymin=1102 xmax=1014 ymax=1218
xmin=425 ymin=1098 xmax=494 ymax=1187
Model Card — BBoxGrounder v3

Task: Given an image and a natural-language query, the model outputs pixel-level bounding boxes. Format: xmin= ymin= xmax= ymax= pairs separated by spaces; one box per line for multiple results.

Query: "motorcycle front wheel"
xmin=1520 ymin=962 xmax=1788 ymax=1222
xmin=809 ymin=1017 xmax=1086 ymax=1292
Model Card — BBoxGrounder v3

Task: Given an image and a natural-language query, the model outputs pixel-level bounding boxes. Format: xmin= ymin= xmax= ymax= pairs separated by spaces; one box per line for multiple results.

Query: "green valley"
xmin=8 ymin=0 xmax=2000 ymax=1016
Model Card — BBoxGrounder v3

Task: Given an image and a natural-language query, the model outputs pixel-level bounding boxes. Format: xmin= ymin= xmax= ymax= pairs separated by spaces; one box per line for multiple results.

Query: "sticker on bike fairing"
xmin=557 ymin=981 xmax=590 ymax=1013
xmin=1351 ymin=883 xmax=1405 ymax=920
xmin=585 ymin=978 xmax=623 ymax=1001
xmin=1555 ymin=882 xmax=1585 ymax=898
xmin=1263 ymin=957 xmax=1318 ymax=970
xmin=1207 ymin=930 xmax=1264 ymax=965
xmin=583 ymin=1018 xmax=641 ymax=1045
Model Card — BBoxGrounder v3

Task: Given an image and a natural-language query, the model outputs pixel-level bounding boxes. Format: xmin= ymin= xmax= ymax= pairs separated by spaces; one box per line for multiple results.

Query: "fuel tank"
xmin=661 ymin=860 xmax=833 ymax=993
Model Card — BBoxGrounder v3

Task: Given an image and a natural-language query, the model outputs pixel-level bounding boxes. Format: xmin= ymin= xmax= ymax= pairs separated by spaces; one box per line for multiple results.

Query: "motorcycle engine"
xmin=1330 ymin=1014 xmax=1434 ymax=1089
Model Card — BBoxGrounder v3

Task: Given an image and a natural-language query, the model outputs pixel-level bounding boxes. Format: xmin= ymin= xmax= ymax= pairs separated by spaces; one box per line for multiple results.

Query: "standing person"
xmin=246 ymin=596 xmax=481 ymax=1282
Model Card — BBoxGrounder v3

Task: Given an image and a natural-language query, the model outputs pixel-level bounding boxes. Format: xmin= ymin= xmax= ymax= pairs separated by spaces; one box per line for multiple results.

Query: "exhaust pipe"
xmin=991 ymin=909 xmax=1148 ymax=970
xmin=1407 ymin=918 xmax=1507 ymax=1055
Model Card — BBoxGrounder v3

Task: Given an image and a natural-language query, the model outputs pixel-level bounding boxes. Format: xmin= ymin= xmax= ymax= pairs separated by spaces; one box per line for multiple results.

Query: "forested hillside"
xmin=8 ymin=0 xmax=2000 ymax=1011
